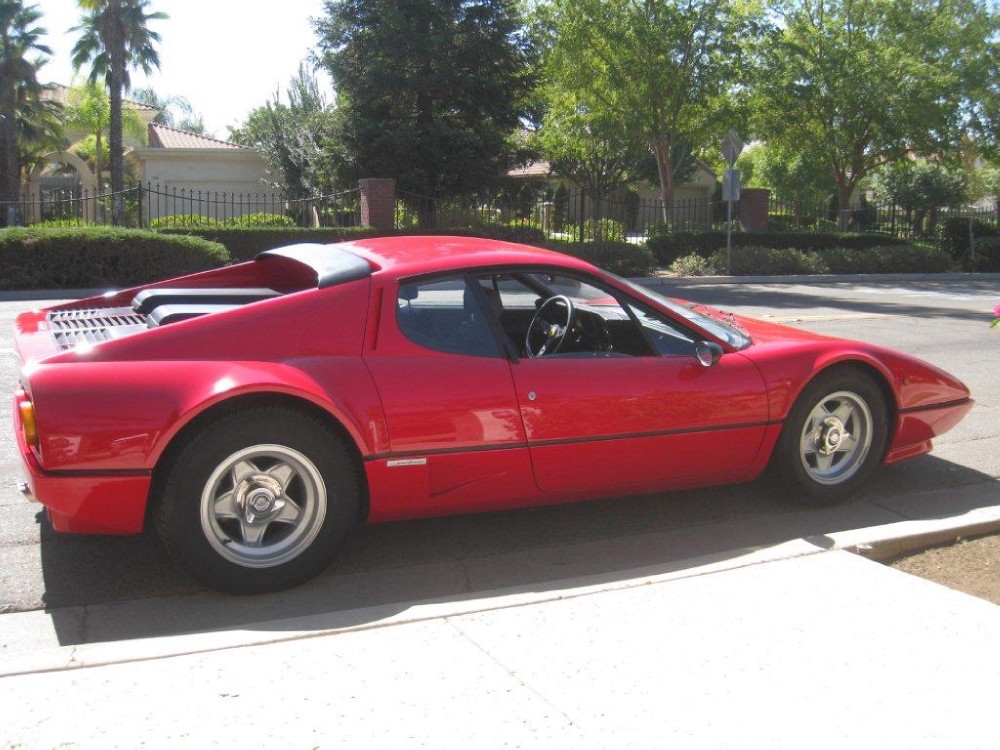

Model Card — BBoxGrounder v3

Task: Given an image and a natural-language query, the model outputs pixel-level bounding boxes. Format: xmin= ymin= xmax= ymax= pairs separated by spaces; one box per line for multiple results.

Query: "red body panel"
xmin=11 ymin=236 xmax=973 ymax=538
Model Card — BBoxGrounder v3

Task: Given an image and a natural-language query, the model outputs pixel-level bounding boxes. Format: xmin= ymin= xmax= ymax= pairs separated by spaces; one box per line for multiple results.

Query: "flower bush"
xmin=992 ymin=303 xmax=1000 ymax=329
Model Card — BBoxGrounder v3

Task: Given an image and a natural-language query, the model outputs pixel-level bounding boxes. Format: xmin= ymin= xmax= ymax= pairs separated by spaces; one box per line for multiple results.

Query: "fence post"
xmin=359 ymin=178 xmax=396 ymax=230
xmin=738 ymin=188 xmax=771 ymax=232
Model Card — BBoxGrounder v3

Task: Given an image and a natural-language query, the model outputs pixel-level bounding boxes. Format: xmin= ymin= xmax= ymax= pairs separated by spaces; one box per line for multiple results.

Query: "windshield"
xmin=612 ymin=275 xmax=752 ymax=350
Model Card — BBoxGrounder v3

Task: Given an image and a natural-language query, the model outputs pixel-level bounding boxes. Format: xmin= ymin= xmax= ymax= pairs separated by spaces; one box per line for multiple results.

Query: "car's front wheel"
xmin=772 ymin=368 xmax=889 ymax=506
xmin=156 ymin=406 xmax=359 ymax=593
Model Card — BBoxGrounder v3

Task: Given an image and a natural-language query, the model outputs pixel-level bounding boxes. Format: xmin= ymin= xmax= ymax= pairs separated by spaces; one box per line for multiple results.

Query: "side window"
xmin=624 ymin=301 xmax=696 ymax=356
xmin=397 ymin=276 xmax=500 ymax=357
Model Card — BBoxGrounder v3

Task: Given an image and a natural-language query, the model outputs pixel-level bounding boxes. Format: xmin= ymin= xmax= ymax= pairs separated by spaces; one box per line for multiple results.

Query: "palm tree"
xmin=64 ymin=81 xmax=145 ymax=195
xmin=130 ymin=86 xmax=190 ymax=128
xmin=0 ymin=0 xmax=51 ymax=226
xmin=71 ymin=0 xmax=164 ymax=225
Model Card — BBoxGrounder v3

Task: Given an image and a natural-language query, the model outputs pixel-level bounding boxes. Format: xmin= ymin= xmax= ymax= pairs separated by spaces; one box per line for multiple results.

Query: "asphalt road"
xmin=0 ymin=277 xmax=997 ymax=640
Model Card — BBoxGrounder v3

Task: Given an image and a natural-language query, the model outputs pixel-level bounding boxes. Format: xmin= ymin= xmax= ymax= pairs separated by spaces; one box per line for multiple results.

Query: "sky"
xmin=34 ymin=0 xmax=334 ymax=139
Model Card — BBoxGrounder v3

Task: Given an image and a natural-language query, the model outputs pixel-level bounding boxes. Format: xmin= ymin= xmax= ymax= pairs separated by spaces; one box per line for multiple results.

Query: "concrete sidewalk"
xmin=2 ymin=480 xmax=999 ymax=749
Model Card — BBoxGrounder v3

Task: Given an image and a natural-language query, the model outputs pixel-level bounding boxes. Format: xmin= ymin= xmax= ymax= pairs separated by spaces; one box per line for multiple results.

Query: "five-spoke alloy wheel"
xmin=772 ymin=368 xmax=889 ymax=506
xmin=157 ymin=406 xmax=359 ymax=594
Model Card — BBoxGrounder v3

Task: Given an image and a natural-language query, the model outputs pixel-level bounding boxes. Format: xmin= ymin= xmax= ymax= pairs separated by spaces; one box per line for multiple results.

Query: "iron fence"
xmin=769 ymin=196 xmax=998 ymax=243
xmin=6 ymin=180 xmax=997 ymax=252
xmin=395 ymin=188 xmax=729 ymax=240
xmin=2 ymin=183 xmax=362 ymax=229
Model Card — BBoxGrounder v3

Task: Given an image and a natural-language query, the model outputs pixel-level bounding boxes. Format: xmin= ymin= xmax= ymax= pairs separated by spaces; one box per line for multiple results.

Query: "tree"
xmin=63 ymin=81 xmax=146 ymax=193
xmin=754 ymin=0 xmax=997 ymax=227
xmin=740 ymin=141 xmax=836 ymax=217
xmin=0 ymin=0 xmax=52 ymax=225
xmin=538 ymin=91 xmax=648 ymax=202
xmin=71 ymin=0 xmax=165 ymax=225
xmin=315 ymin=0 xmax=538 ymax=220
xmin=229 ymin=63 xmax=340 ymax=196
xmin=130 ymin=86 xmax=191 ymax=129
xmin=871 ymin=158 xmax=967 ymax=236
xmin=544 ymin=0 xmax=762 ymax=222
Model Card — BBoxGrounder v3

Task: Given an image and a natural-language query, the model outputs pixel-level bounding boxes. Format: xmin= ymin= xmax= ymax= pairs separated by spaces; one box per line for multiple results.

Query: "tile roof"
xmin=508 ymin=160 xmax=552 ymax=178
xmin=147 ymin=124 xmax=242 ymax=150
xmin=44 ymin=83 xmax=159 ymax=111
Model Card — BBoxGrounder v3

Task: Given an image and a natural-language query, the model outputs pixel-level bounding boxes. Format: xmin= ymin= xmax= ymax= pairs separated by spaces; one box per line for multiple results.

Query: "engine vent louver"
xmin=48 ymin=307 xmax=148 ymax=350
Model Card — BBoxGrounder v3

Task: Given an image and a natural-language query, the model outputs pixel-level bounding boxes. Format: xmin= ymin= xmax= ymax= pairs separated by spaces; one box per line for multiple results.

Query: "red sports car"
xmin=13 ymin=236 xmax=972 ymax=592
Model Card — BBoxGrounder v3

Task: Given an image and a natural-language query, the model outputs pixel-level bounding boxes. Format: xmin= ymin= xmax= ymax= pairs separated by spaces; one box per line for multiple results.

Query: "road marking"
xmin=762 ymin=313 xmax=895 ymax=324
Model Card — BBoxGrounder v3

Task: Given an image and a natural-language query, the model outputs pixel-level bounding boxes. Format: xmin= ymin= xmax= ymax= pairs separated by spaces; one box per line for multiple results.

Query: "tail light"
xmin=17 ymin=393 xmax=38 ymax=448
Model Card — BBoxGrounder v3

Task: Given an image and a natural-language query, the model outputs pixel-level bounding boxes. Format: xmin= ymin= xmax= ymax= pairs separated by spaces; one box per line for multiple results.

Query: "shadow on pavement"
xmin=37 ymin=454 xmax=998 ymax=647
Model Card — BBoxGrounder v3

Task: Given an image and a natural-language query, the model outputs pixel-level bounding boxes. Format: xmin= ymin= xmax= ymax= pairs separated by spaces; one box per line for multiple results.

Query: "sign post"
xmin=720 ymin=130 xmax=745 ymax=276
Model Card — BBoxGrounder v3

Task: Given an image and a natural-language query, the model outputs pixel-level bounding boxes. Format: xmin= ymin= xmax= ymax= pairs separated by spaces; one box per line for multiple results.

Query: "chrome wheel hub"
xmin=817 ymin=417 xmax=845 ymax=455
xmin=799 ymin=390 xmax=874 ymax=486
xmin=199 ymin=444 xmax=327 ymax=568
xmin=236 ymin=475 xmax=285 ymax=523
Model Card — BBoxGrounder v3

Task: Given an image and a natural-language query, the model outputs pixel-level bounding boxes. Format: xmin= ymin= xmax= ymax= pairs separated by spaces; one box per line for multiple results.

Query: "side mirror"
xmin=695 ymin=341 xmax=723 ymax=368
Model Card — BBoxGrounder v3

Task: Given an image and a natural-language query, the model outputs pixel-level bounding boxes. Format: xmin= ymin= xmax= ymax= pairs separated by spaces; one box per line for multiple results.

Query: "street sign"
xmin=722 ymin=168 xmax=741 ymax=201
xmin=720 ymin=129 xmax=745 ymax=167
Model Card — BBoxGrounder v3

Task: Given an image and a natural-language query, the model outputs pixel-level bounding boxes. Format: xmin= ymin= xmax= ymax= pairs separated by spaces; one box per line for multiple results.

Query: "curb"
xmin=640 ymin=272 xmax=1000 ymax=287
xmin=852 ymin=516 xmax=1000 ymax=562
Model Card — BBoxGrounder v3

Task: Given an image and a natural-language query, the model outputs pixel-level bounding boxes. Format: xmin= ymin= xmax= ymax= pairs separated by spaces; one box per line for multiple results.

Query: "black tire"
xmin=770 ymin=367 xmax=889 ymax=506
xmin=156 ymin=406 xmax=359 ymax=594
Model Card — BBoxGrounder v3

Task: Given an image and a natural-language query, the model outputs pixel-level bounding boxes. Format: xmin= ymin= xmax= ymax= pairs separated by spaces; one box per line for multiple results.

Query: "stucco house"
xmin=25 ymin=85 xmax=270 ymax=223
xmin=508 ymin=158 xmax=718 ymax=232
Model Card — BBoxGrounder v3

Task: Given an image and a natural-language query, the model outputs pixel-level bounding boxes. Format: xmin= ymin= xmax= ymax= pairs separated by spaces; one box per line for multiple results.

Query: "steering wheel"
xmin=526 ymin=295 xmax=575 ymax=357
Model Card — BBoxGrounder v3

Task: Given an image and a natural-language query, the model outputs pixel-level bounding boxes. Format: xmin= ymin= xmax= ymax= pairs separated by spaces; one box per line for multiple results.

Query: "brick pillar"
xmin=359 ymin=178 xmax=397 ymax=231
xmin=738 ymin=188 xmax=771 ymax=232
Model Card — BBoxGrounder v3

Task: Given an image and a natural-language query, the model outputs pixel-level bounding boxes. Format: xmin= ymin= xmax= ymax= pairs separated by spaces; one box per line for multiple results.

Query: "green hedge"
xmin=822 ymin=245 xmax=952 ymax=274
xmin=0 ymin=228 xmax=229 ymax=290
xmin=708 ymin=246 xmax=828 ymax=276
xmin=156 ymin=227 xmax=380 ymax=262
xmin=937 ymin=217 xmax=997 ymax=264
xmin=692 ymin=244 xmax=953 ymax=277
xmin=971 ymin=237 xmax=1000 ymax=272
xmin=548 ymin=240 xmax=656 ymax=277
xmin=646 ymin=230 xmax=909 ymax=265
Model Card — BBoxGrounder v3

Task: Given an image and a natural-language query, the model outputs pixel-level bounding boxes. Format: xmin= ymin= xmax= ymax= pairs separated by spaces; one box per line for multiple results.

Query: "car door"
xmin=362 ymin=273 xmax=537 ymax=518
xmin=499 ymin=272 xmax=770 ymax=494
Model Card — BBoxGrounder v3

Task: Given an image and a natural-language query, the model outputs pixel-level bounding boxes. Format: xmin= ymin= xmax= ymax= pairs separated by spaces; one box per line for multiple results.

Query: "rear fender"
xmin=27 ymin=359 xmax=386 ymax=472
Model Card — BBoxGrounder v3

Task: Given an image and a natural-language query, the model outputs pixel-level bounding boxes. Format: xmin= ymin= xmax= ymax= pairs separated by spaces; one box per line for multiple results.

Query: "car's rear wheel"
xmin=772 ymin=368 xmax=889 ymax=506
xmin=156 ymin=406 xmax=359 ymax=593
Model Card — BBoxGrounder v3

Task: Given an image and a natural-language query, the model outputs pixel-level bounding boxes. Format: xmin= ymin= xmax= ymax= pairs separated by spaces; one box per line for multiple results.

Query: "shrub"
xmin=710 ymin=245 xmax=829 ymax=276
xmin=148 ymin=214 xmax=224 ymax=229
xmin=156 ymin=227 xmax=379 ymax=261
xmin=226 ymin=212 xmax=297 ymax=228
xmin=550 ymin=240 xmax=656 ymax=276
xmin=970 ymin=237 xmax=1000 ymax=272
xmin=490 ymin=221 xmax=547 ymax=244
xmin=29 ymin=217 xmax=98 ymax=228
xmin=823 ymin=245 xmax=952 ymax=274
xmin=670 ymin=253 xmax=718 ymax=276
xmin=562 ymin=217 xmax=627 ymax=243
xmin=937 ymin=216 xmax=996 ymax=263
xmin=0 ymin=227 xmax=229 ymax=289
xmin=646 ymin=229 xmax=909 ymax=266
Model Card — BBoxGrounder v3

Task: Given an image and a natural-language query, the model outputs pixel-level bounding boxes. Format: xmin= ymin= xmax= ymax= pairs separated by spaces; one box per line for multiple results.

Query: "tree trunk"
xmin=836 ymin=182 xmax=853 ymax=231
xmin=108 ymin=0 xmax=126 ymax=226
xmin=95 ymin=127 xmax=103 ymax=191
xmin=0 ymin=84 xmax=22 ymax=226
xmin=653 ymin=142 xmax=675 ymax=225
